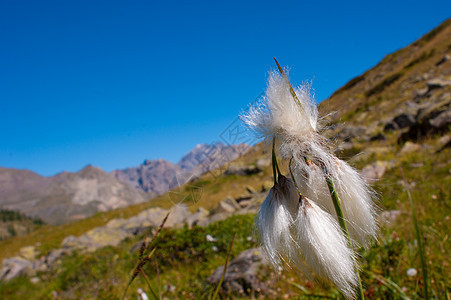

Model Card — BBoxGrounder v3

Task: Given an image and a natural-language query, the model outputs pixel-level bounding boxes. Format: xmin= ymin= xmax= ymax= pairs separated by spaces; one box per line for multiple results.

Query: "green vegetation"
xmin=0 ymin=209 xmax=44 ymax=225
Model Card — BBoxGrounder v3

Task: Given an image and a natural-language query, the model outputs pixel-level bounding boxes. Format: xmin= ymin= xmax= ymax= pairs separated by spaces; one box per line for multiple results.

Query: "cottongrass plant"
xmin=241 ymin=58 xmax=379 ymax=299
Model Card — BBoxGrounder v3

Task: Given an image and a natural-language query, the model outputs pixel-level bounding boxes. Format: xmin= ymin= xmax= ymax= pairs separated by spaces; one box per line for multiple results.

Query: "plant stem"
xmin=325 ymin=176 xmax=365 ymax=300
xmin=272 ymin=137 xmax=281 ymax=184
xmin=210 ymin=233 xmax=236 ymax=300
xmin=140 ymin=269 xmax=159 ymax=300
xmin=273 ymin=57 xmax=304 ymax=113
xmin=400 ymin=168 xmax=429 ymax=300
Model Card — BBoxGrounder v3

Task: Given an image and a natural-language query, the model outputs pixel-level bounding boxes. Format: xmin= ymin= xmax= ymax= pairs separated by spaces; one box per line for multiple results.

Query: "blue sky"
xmin=1 ymin=0 xmax=450 ymax=176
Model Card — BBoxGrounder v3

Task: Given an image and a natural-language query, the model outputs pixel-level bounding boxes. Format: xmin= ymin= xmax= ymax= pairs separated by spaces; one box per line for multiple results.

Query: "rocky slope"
xmin=0 ymin=166 xmax=146 ymax=225
xmin=112 ymin=142 xmax=250 ymax=194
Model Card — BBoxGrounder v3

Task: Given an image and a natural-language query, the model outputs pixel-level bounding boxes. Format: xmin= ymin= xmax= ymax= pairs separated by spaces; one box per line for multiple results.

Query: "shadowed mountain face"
xmin=0 ymin=166 xmax=146 ymax=225
xmin=112 ymin=143 xmax=251 ymax=194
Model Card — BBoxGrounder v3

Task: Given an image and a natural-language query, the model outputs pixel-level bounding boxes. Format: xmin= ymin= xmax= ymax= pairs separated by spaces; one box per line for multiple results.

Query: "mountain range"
xmin=0 ymin=143 xmax=250 ymax=225
xmin=112 ymin=143 xmax=250 ymax=194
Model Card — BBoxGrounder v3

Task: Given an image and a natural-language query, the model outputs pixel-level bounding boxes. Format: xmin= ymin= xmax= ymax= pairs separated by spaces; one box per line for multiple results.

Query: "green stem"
xmin=140 ymin=269 xmax=159 ymax=300
xmin=325 ymin=176 xmax=365 ymax=300
xmin=400 ymin=168 xmax=429 ymax=299
xmin=210 ymin=233 xmax=236 ymax=300
xmin=272 ymin=137 xmax=281 ymax=184
xmin=273 ymin=57 xmax=304 ymax=113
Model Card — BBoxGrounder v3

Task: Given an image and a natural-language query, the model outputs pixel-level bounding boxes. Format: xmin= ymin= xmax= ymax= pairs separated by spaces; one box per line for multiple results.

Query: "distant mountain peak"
xmin=113 ymin=142 xmax=251 ymax=195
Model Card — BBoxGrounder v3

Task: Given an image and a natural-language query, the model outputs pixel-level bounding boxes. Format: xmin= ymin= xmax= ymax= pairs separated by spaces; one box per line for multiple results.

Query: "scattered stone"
xmin=429 ymin=109 xmax=451 ymax=129
xmin=426 ymin=77 xmax=451 ymax=90
xmin=61 ymin=235 xmax=79 ymax=249
xmin=105 ymin=218 xmax=129 ymax=229
xmin=361 ymin=161 xmax=388 ymax=182
xmin=20 ymin=246 xmax=37 ymax=261
xmin=393 ymin=113 xmax=416 ymax=129
xmin=75 ymin=227 xmax=131 ymax=252
xmin=46 ymin=249 xmax=65 ymax=266
xmin=379 ymin=210 xmax=402 ymax=225
xmin=256 ymin=158 xmax=271 ymax=169
xmin=436 ymin=54 xmax=450 ymax=66
xmin=165 ymin=204 xmax=190 ymax=228
xmin=413 ymin=87 xmax=429 ymax=99
xmin=400 ymin=142 xmax=421 ymax=154
xmin=207 ymin=247 xmax=270 ymax=295
xmin=205 ymin=212 xmax=232 ymax=225
xmin=211 ymin=197 xmax=241 ymax=215
xmin=186 ymin=207 xmax=209 ymax=228
xmin=1 ymin=257 xmax=33 ymax=281
xmin=30 ymin=277 xmax=40 ymax=284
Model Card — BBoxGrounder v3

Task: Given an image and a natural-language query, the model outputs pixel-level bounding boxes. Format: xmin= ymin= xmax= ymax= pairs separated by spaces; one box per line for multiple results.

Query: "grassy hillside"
xmin=1 ymin=19 xmax=450 ymax=299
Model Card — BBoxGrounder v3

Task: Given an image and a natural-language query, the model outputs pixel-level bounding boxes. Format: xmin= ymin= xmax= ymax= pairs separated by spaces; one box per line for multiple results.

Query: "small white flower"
xmin=406 ymin=268 xmax=417 ymax=277
xmin=255 ymin=174 xmax=298 ymax=268
xmin=293 ymin=197 xmax=357 ymax=299
xmin=205 ymin=234 xmax=216 ymax=242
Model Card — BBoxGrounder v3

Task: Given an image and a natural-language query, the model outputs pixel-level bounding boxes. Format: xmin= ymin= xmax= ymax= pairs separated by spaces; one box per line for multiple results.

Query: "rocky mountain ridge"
xmin=112 ymin=143 xmax=250 ymax=194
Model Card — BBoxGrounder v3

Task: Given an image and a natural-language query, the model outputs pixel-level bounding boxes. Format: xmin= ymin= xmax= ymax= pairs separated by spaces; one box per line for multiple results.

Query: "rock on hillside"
xmin=112 ymin=143 xmax=250 ymax=194
xmin=0 ymin=166 xmax=146 ymax=225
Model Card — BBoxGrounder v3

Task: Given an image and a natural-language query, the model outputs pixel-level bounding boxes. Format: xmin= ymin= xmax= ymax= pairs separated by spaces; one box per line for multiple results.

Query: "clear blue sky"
xmin=1 ymin=0 xmax=450 ymax=176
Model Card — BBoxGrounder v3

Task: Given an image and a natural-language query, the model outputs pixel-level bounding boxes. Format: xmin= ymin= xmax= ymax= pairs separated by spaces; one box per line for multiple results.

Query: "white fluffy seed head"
xmin=329 ymin=158 xmax=379 ymax=246
xmin=293 ymin=197 xmax=357 ymax=299
xmin=255 ymin=174 xmax=299 ymax=268
xmin=291 ymin=158 xmax=378 ymax=247
xmin=241 ymin=70 xmax=318 ymax=142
